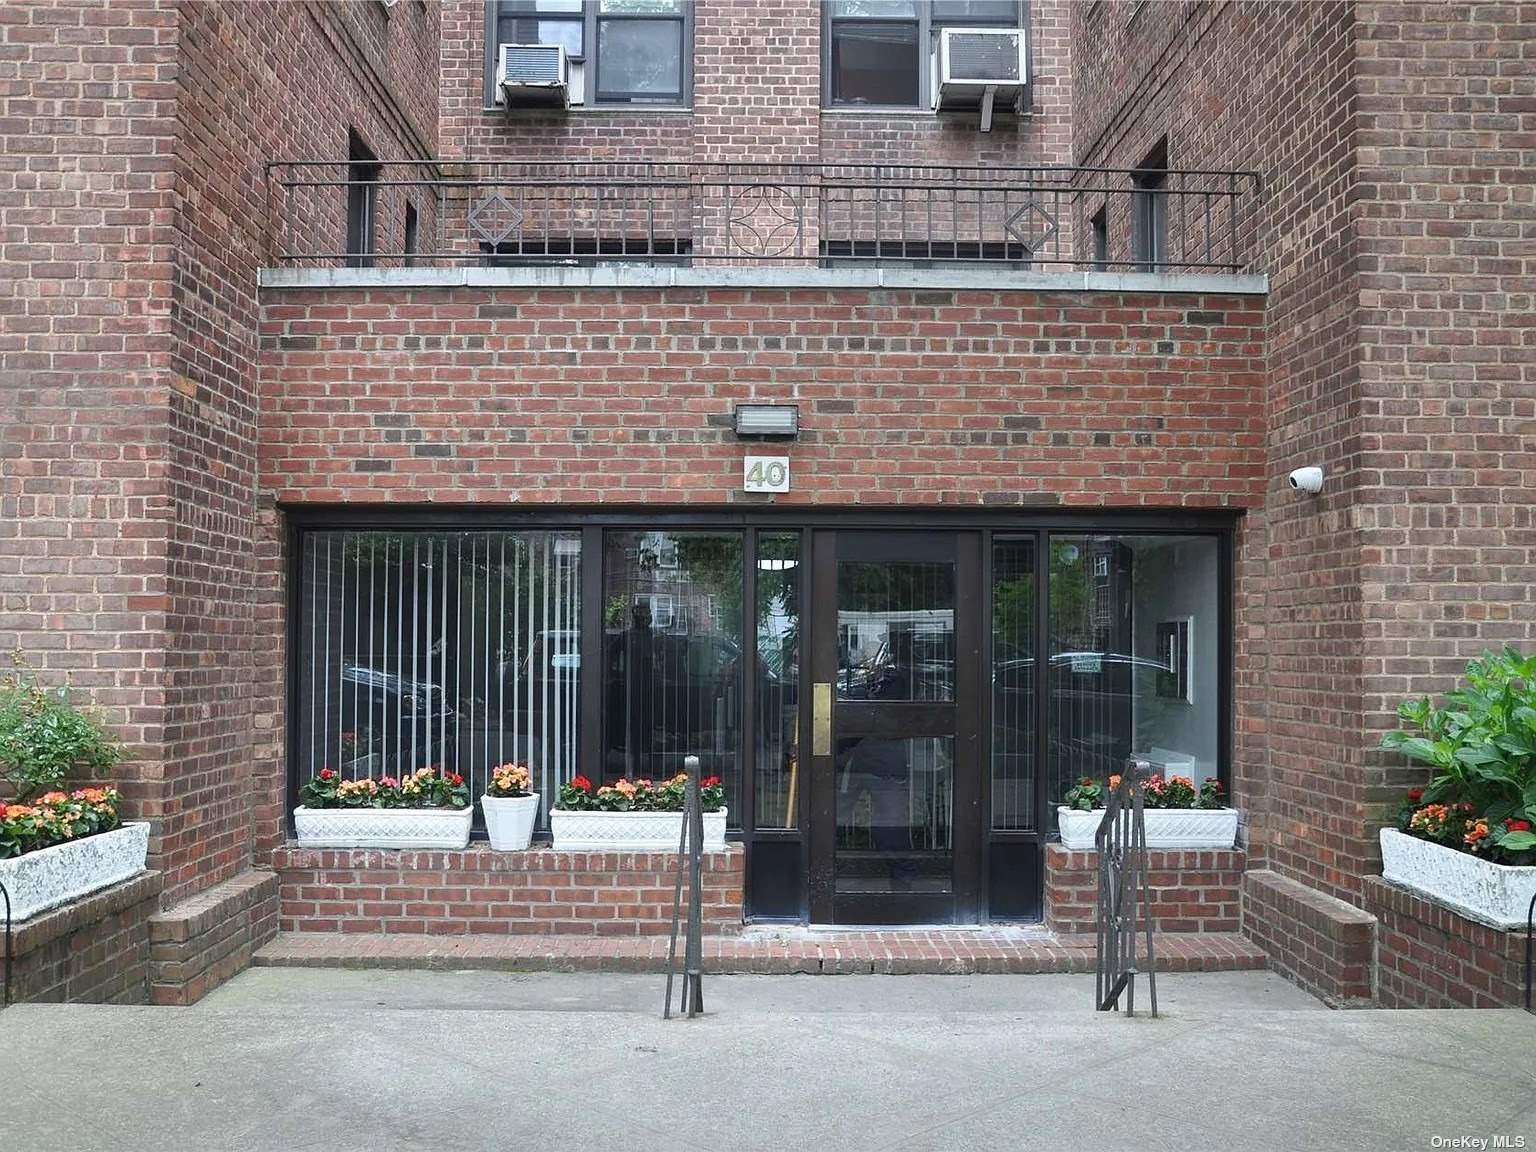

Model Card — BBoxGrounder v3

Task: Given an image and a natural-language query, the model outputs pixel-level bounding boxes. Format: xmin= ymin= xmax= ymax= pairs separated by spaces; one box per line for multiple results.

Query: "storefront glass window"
xmin=991 ymin=537 xmax=1036 ymax=830
xmin=603 ymin=531 xmax=744 ymax=827
xmin=295 ymin=531 xmax=582 ymax=830
xmin=1047 ymin=535 xmax=1219 ymax=805
xmin=755 ymin=533 xmax=801 ymax=830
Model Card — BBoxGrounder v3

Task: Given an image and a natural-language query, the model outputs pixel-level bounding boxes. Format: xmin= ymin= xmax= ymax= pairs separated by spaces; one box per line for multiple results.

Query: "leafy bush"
xmin=1381 ymin=646 xmax=1536 ymax=864
xmin=0 ymin=660 xmax=122 ymax=803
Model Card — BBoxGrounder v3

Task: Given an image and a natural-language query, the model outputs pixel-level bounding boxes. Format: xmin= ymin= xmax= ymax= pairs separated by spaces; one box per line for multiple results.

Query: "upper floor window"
xmin=486 ymin=0 xmax=691 ymax=107
xmin=824 ymin=0 xmax=1023 ymax=109
xmin=1132 ymin=138 xmax=1168 ymax=272
xmin=345 ymin=129 xmax=379 ymax=269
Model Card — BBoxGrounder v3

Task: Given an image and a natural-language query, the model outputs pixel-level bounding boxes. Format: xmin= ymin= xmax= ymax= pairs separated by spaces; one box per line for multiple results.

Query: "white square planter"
xmin=482 ymin=793 xmax=540 ymax=852
xmin=1057 ymin=805 xmax=1239 ymax=851
xmin=292 ymin=806 xmax=473 ymax=850
xmin=1380 ymin=827 xmax=1536 ymax=929
xmin=0 ymin=822 xmax=150 ymax=923
xmin=548 ymin=807 xmax=728 ymax=853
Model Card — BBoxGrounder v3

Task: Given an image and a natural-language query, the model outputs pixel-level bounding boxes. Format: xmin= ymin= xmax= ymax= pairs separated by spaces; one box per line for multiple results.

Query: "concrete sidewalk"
xmin=2 ymin=970 xmax=1532 ymax=1152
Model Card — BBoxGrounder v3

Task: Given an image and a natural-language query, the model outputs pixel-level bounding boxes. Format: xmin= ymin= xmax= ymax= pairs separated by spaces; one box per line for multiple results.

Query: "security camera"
xmin=1288 ymin=466 xmax=1324 ymax=494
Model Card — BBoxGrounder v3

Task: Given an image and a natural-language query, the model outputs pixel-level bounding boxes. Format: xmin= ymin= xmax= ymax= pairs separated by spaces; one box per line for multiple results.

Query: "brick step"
xmin=253 ymin=929 xmax=1266 ymax=976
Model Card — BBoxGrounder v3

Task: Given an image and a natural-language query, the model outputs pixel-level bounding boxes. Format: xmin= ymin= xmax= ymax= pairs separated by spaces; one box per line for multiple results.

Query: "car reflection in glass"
xmin=992 ymin=650 xmax=1174 ymax=786
xmin=338 ymin=662 xmax=457 ymax=774
xmin=838 ymin=626 xmax=955 ymax=701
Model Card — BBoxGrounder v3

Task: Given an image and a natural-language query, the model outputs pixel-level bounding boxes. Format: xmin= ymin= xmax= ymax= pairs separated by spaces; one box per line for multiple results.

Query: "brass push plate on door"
xmin=812 ymin=681 xmax=832 ymax=756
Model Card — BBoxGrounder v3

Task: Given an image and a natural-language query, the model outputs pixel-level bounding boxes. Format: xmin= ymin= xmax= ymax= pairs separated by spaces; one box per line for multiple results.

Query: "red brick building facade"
xmin=3 ymin=0 xmax=1532 ymax=1006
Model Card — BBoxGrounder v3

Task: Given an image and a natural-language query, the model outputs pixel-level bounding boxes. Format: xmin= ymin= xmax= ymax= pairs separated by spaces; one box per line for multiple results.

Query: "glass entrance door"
xmin=808 ymin=531 xmax=981 ymax=924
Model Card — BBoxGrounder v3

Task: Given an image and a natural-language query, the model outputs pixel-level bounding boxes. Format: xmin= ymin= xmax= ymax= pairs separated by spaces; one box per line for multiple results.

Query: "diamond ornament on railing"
xmin=1004 ymin=199 xmax=1058 ymax=253
xmin=468 ymin=192 xmax=524 ymax=246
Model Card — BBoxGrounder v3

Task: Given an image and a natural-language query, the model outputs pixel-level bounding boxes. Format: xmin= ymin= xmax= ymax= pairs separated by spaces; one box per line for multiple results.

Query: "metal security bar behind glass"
xmin=295 ymin=530 xmax=582 ymax=831
xmin=266 ymin=161 xmax=1261 ymax=272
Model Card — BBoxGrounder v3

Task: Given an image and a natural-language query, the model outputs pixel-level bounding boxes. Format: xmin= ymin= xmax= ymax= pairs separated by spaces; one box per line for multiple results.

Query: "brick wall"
xmin=1 ymin=0 xmax=439 ymax=905
xmin=439 ymin=0 xmax=691 ymax=163
xmin=1071 ymin=3 xmax=1536 ymax=1005
xmin=1072 ymin=0 xmax=1536 ymax=913
xmin=819 ymin=0 xmax=1073 ymax=168
xmin=441 ymin=0 xmax=1074 ymax=176
xmin=1364 ymin=876 xmax=1530 ymax=1010
xmin=273 ymin=845 xmax=745 ymax=936
xmin=1044 ymin=845 xmax=1244 ymax=936
xmin=1070 ymin=0 xmax=1365 ymax=904
xmin=257 ymin=287 xmax=1267 ymax=506
xmin=147 ymin=870 xmax=280 ymax=1005
xmin=1243 ymin=869 xmax=1376 ymax=1007
xmin=1351 ymin=0 xmax=1536 ymax=846
xmin=0 ymin=0 xmax=181 ymax=852
xmin=159 ymin=0 xmax=439 ymax=901
xmin=1 ymin=872 xmax=164 ymax=1006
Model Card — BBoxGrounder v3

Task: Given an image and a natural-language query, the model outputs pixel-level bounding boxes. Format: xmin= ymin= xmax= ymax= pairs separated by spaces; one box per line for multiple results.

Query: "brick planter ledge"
xmin=252 ymin=927 xmax=1265 ymax=976
xmin=273 ymin=843 xmax=745 ymax=936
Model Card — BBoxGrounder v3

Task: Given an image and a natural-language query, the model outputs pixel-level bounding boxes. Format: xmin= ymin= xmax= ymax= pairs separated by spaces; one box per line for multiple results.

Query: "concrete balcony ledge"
xmin=259 ymin=264 xmax=1270 ymax=295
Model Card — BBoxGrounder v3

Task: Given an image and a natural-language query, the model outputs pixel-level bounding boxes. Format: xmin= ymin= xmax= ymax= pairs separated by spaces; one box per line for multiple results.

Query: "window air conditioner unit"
xmin=498 ymin=42 xmax=569 ymax=110
xmin=934 ymin=27 xmax=1028 ymax=132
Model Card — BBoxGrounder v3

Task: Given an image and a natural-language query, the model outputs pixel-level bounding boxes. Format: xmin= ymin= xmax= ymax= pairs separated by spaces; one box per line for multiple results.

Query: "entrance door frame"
xmin=806 ymin=528 xmax=983 ymax=925
xmin=285 ymin=506 xmax=1236 ymax=926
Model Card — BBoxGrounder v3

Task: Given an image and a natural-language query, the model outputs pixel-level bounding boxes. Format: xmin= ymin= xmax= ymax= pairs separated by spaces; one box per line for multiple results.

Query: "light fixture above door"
xmin=733 ymin=403 xmax=799 ymax=439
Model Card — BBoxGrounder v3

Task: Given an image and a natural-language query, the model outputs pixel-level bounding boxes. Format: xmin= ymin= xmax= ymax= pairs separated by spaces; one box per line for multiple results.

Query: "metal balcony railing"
xmin=265 ymin=161 xmax=1261 ymax=274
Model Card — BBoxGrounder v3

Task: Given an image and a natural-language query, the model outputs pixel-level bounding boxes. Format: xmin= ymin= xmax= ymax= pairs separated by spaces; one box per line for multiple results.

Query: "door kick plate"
xmin=812 ymin=681 xmax=832 ymax=756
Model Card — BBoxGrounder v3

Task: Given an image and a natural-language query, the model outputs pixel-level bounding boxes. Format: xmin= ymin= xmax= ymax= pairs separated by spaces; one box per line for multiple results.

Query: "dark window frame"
xmin=1089 ymin=205 xmax=1108 ymax=269
xmin=822 ymin=0 xmax=1027 ymax=111
xmin=484 ymin=0 xmax=693 ymax=109
xmin=1132 ymin=137 xmax=1169 ymax=273
xmin=345 ymin=129 xmax=380 ymax=269
xmin=403 ymin=201 xmax=419 ymax=266
xmin=285 ymin=509 xmax=1234 ymax=925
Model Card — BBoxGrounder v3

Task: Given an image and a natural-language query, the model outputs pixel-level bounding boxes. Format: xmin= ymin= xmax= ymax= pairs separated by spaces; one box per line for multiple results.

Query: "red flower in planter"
xmin=1508 ymin=819 xmax=1532 ymax=833
xmin=451 ymin=773 xmax=464 ymax=786
xmin=1407 ymin=787 xmax=1423 ymax=804
xmin=570 ymin=774 xmax=593 ymax=794
xmin=319 ymin=767 xmax=335 ymax=781
xmin=701 ymin=775 xmax=721 ymax=789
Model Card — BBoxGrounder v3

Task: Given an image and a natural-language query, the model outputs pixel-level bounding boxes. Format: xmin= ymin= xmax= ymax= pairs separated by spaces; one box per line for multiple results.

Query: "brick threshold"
xmin=253 ymin=929 xmax=1265 ymax=975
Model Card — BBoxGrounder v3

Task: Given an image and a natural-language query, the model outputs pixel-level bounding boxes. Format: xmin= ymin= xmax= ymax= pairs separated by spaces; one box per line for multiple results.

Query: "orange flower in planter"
xmin=489 ymin=762 xmax=532 ymax=798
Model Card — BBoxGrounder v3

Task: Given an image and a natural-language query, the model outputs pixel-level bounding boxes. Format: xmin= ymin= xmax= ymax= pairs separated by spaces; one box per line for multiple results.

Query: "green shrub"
xmin=1381 ymin=646 xmax=1536 ymax=863
xmin=0 ymin=658 xmax=122 ymax=803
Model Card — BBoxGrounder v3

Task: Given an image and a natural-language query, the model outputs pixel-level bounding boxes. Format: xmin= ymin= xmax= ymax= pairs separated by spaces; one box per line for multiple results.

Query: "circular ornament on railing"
xmin=727 ymin=184 xmax=802 ymax=258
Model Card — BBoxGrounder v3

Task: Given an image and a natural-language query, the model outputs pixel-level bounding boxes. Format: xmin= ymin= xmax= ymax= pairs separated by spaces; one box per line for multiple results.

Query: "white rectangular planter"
xmin=1380 ymin=827 xmax=1536 ymax=929
xmin=0 ymin=822 xmax=150 ymax=923
xmin=1058 ymin=805 xmax=1239 ymax=851
xmin=549 ymin=807 xmax=728 ymax=853
xmin=293 ymin=805 xmax=473 ymax=850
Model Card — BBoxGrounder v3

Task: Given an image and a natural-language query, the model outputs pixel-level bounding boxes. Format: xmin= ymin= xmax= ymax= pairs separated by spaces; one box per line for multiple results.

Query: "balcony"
xmin=263 ymin=161 xmax=1262 ymax=288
